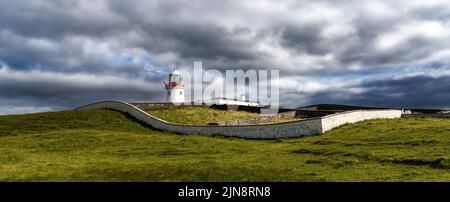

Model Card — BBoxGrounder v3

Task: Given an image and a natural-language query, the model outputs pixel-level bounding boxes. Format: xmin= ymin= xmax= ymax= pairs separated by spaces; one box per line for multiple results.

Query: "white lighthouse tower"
xmin=164 ymin=69 xmax=185 ymax=103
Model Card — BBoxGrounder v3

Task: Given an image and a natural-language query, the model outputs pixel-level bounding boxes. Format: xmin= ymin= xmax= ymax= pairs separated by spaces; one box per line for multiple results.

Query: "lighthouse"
xmin=164 ymin=69 xmax=185 ymax=103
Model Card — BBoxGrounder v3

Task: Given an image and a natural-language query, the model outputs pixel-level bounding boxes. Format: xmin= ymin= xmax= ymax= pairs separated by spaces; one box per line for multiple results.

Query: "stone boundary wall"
xmin=78 ymin=101 xmax=402 ymax=139
xmin=321 ymin=109 xmax=402 ymax=132
xmin=295 ymin=110 xmax=341 ymax=118
xmin=78 ymin=101 xmax=322 ymax=139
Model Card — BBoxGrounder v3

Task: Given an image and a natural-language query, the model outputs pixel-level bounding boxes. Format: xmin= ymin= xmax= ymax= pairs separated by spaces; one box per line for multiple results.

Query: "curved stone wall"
xmin=321 ymin=109 xmax=402 ymax=132
xmin=78 ymin=101 xmax=402 ymax=139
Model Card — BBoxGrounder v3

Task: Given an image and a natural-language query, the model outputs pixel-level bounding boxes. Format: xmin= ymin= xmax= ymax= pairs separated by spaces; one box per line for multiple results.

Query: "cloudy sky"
xmin=1 ymin=0 xmax=450 ymax=114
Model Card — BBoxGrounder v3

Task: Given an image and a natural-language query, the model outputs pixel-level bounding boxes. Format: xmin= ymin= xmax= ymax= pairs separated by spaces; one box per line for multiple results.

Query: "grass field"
xmin=0 ymin=109 xmax=449 ymax=181
xmin=145 ymin=107 xmax=301 ymax=125
xmin=145 ymin=106 xmax=261 ymax=125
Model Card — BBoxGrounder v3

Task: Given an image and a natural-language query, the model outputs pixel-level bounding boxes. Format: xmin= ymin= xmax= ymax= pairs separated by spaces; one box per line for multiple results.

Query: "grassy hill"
xmin=145 ymin=106 xmax=301 ymax=125
xmin=145 ymin=106 xmax=260 ymax=125
xmin=0 ymin=109 xmax=449 ymax=181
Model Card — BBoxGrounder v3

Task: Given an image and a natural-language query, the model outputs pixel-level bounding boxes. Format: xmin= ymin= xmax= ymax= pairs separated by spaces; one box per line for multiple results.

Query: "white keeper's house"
xmin=211 ymin=96 xmax=260 ymax=107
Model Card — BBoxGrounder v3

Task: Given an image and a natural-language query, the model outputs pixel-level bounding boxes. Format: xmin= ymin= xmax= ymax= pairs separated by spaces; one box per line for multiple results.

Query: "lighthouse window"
xmin=180 ymin=91 xmax=182 ymax=95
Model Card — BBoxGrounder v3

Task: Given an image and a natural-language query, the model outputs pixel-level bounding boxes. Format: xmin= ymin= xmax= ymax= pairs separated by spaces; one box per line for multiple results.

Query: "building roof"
xmin=211 ymin=97 xmax=259 ymax=103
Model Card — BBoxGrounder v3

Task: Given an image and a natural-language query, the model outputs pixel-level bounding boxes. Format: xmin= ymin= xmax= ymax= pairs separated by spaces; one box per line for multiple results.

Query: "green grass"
xmin=256 ymin=117 xmax=303 ymax=124
xmin=145 ymin=106 xmax=260 ymax=125
xmin=145 ymin=106 xmax=302 ymax=125
xmin=0 ymin=109 xmax=449 ymax=182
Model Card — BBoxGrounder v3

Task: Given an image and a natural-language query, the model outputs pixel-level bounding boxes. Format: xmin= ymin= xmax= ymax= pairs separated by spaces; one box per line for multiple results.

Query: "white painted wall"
xmin=211 ymin=98 xmax=259 ymax=106
xmin=321 ymin=110 xmax=402 ymax=132
xmin=167 ymin=88 xmax=185 ymax=103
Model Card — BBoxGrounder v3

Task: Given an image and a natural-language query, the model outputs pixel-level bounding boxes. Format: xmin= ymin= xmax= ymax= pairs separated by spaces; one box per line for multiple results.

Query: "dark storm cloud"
xmin=356 ymin=75 xmax=450 ymax=108
xmin=1 ymin=0 xmax=450 ymax=114
xmin=280 ymin=23 xmax=329 ymax=55
xmin=0 ymin=0 xmax=265 ymax=73
xmin=288 ymin=75 xmax=450 ymax=109
xmin=140 ymin=23 xmax=261 ymax=62
xmin=0 ymin=67 xmax=165 ymax=114
xmin=275 ymin=1 xmax=450 ymax=72
xmin=0 ymin=1 xmax=128 ymax=39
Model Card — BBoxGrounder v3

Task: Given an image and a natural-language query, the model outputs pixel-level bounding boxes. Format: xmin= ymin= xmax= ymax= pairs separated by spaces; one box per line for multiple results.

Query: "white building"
xmin=164 ymin=69 xmax=185 ymax=103
xmin=211 ymin=95 xmax=259 ymax=107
